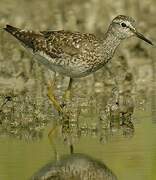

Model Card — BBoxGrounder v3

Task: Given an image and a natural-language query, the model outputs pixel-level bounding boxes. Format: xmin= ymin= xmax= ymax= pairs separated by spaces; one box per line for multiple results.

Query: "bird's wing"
xmin=40 ymin=30 xmax=90 ymax=58
xmin=4 ymin=25 xmax=96 ymax=59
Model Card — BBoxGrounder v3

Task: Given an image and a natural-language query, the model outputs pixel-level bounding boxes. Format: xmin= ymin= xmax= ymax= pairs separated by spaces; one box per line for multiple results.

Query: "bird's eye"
xmin=121 ymin=22 xmax=127 ymax=27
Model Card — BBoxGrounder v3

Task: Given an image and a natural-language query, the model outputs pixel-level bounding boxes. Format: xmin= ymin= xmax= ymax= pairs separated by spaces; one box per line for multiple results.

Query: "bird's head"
xmin=109 ymin=15 xmax=153 ymax=45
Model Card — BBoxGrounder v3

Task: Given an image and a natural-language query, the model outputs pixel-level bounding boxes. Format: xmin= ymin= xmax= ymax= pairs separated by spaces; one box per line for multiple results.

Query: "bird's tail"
xmin=3 ymin=25 xmax=38 ymax=50
xmin=4 ymin=25 xmax=20 ymax=35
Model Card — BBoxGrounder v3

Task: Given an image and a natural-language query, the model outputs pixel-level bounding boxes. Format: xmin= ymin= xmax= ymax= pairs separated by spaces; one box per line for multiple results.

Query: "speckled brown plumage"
xmin=4 ymin=15 xmax=152 ymax=78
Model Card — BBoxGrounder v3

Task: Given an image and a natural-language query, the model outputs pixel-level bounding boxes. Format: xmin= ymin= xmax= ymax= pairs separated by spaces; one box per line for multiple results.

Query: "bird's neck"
xmin=101 ymin=30 xmax=122 ymax=59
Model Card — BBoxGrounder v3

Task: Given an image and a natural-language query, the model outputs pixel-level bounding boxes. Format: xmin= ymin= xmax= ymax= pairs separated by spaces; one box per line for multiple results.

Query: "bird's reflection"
xmin=31 ymin=153 xmax=118 ymax=180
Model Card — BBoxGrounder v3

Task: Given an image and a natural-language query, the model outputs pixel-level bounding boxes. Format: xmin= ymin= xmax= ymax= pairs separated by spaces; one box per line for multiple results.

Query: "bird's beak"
xmin=135 ymin=31 xmax=153 ymax=45
xmin=131 ymin=28 xmax=153 ymax=45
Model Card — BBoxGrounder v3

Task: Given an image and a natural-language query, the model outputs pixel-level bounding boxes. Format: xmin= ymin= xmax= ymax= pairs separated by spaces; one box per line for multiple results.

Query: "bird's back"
xmin=4 ymin=25 xmax=105 ymax=78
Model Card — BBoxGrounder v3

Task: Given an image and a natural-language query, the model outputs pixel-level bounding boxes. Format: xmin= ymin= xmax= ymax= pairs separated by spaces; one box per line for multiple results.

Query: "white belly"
xmin=33 ymin=52 xmax=91 ymax=78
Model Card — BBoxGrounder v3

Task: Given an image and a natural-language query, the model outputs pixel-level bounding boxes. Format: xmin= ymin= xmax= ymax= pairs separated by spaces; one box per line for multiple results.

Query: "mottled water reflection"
xmin=0 ymin=85 xmax=134 ymax=141
xmin=31 ymin=153 xmax=117 ymax=180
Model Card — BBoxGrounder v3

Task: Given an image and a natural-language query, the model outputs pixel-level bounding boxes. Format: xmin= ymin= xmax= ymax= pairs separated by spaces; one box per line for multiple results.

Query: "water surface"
xmin=0 ymin=98 xmax=156 ymax=180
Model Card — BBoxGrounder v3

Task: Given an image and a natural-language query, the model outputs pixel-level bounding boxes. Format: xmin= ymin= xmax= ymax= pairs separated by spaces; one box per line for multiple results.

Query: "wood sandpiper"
xmin=4 ymin=15 xmax=153 ymax=112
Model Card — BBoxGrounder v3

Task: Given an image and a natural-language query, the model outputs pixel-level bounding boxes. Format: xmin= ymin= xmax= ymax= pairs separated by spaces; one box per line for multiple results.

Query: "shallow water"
xmin=0 ymin=94 xmax=156 ymax=180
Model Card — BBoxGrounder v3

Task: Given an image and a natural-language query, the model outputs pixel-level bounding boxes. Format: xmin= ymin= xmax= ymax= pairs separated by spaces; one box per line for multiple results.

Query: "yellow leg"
xmin=63 ymin=78 xmax=73 ymax=100
xmin=48 ymin=124 xmax=60 ymax=161
xmin=47 ymin=82 xmax=64 ymax=114
xmin=48 ymin=124 xmax=58 ymax=138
